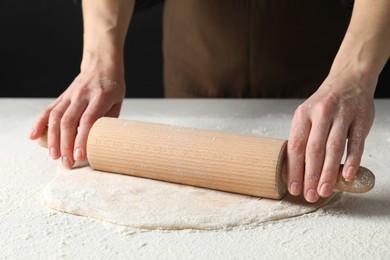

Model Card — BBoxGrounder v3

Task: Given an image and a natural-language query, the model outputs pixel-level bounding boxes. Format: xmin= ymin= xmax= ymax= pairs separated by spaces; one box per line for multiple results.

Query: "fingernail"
xmin=345 ymin=166 xmax=356 ymax=181
xmin=49 ymin=147 xmax=58 ymax=158
xmin=74 ymin=148 xmax=82 ymax=161
xmin=290 ymin=181 xmax=301 ymax=196
xmin=306 ymin=189 xmax=319 ymax=203
xmin=62 ymin=156 xmax=72 ymax=168
xmin=319 ymin=183 xmax=332 ymax=197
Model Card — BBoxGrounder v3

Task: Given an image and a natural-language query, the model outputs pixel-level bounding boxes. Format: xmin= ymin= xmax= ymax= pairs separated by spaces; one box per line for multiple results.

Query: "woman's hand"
xmin=29 ymin=0 xmax=134 ymax=168
xmin=286 ymin=0 xmax=390 ymax=202
xmin=286 ymin=71 xmax=375 ymax=203
xmin=29 ymin=63 xmax=125 ymax=169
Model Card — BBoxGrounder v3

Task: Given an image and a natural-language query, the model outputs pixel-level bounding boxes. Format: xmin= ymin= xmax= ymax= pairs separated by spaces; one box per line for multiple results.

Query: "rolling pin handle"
xmin=281 ymin=163 xmax=375 ymax=194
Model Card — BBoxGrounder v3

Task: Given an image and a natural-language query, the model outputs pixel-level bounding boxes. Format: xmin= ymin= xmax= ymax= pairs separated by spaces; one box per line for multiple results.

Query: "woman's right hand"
xmin=29 ymin=59 xmax=126 ymax=169
xmin=29 ymin=0 xmax=135 ymax=168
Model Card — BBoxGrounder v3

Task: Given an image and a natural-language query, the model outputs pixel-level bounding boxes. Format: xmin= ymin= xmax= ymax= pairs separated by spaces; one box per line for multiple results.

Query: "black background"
xmin=0 ymin=0 xmax=163 ymax=98
xmin=0 ymin=0 xmax=389 ymax=98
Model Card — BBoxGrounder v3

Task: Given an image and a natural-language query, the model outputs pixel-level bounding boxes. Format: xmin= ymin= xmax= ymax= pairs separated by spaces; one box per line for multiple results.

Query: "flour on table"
xmin=42 ymin=164 xmax=340 ymax=230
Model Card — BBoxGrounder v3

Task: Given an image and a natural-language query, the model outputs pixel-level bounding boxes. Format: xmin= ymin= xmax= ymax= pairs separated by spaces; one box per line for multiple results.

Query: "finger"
xmin=29 ymin=108 xmax=51 ymax=140
xmin=73 ymin=98 xmax=113 ymax=161
xmin=60 ymin=100 xmax=88 ymax=168
xmin=29 ymin=99 xmax=62 ymax=140
xmin=317 ymin=122 xmax=348 ymax=197
xmin=304 ymin=120 xmax=331 ymax=203
xmin=287 ymin=106 xmax=311 ymax=196
xmin=47 ymin=100 xmax=70 ymax=160
xmin=342 ymin=129 xmax=366 ymax=181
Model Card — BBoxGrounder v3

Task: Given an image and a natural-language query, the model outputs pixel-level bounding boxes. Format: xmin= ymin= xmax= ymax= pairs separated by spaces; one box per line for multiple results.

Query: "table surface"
xmin=1 ymin=98 xmax=389 ymax=259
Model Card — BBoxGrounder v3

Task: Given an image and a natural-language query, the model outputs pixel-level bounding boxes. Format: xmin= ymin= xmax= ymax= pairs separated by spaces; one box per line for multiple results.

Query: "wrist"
xmin=335 ymin=33 xmax=383 ymax=75
xmin=326 ymin=33 xmax=382 ymax=97
xmin=83 ymin=30 xmax=124 ymax=61
xmin=80 ymin=50 xmax=125 ymax=80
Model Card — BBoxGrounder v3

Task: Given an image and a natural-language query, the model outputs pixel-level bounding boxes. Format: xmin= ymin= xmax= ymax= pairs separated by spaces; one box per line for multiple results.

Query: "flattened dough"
xmin=42 ymin=165 xmax=340 ymax=230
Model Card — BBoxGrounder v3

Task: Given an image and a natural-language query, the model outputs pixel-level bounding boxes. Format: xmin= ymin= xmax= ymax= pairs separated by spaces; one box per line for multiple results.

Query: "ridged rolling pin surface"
xmin=87 ymin=117 xmax=288 ymax=199
xmin=37 ymin=118 xmax=375 ymax=199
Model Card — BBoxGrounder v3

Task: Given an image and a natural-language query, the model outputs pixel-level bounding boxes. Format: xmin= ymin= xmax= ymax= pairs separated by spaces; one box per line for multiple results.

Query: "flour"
xmin=41 ymin=115 xmax=338 ymax=231
xmin=42 ymin=164 xmax=340 ymax=230
xmin=2 ymin=99 xmax=389 ymax=259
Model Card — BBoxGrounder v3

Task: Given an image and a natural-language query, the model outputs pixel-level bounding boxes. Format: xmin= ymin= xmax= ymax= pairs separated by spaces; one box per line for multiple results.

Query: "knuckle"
xmin=61 ymin=114 xmax=77 ymax=128
xmin=337 ymin=104 xmax=348 ymax=115
xmin=93 ymin=89 xmax=108 ymax=102
xmin=323 ymin=95 xmax=337 ymax=107
xmin=47 ymin=136 xmax=58 ymax=146
xmin=348 ymin=134 xmax=364 ymax=143
xmin=326 ymin=139 xmax=345 ymax=151
xmin=72 ymin=87 xmax=88 ymax=100
xmin=345 ymin=153 xmax=362 ymax=165
xmin=306 ymin=172 xmax=320 ymax=185
xmin=294 ymin=105 xmax=307 ymax=120
xmin=321 ymin=168 xmax=338 ymax=180
xmin=60 ymin=145 xmax=73 ymax=154
xmin=73 ymin=136 xmax=85 ymax=147
xmin=80 ymin=114 xmax=97 ymax=126
xmin=287 ymin=169 xmax=304 ymax=183
xmin=287 ymin=140 xmax=305 ymax=153
xmin=306 ymin=142 xmax=323 ymax=154
xmin=347 ymin=138 xmax=365 ymax=152
xmin=317 ymin=99 xmax=337 ymax=118
xmin=93 ymin=86 xmax=105 ymax=94
xmin=60 ymin=142 xmax=72 ymax=151
xmin=49 ymin=109 xmax=62 ymax=121
xmin=316 ymin=105 xmax=331 ymax=119
xmin=41 ymin=107 xmax=52 ymax=117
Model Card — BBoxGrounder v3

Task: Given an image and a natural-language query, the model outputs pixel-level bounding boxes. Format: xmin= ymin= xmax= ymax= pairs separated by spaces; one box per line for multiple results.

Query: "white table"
xmin=1 ymin=98 xmax=389 ymax=259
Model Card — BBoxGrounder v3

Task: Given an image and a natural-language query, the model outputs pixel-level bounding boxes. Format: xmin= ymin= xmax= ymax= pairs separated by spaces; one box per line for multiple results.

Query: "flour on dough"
xmin=42 ymin=164 xmax=341 ymax=230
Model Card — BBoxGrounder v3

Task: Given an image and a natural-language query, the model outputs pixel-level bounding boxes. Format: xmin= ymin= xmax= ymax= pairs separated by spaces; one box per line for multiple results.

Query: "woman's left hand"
xmin=286 ymin=71 xmax=376 ymax=203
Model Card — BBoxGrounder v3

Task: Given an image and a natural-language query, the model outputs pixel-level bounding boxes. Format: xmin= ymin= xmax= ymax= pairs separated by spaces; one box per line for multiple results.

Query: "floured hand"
xmin=287 ymin=72 xmax=375 ymax=203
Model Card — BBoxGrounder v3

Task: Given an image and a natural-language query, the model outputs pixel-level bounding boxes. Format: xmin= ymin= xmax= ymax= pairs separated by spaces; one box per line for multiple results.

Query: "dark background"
xmin=0 ymin=0 xmax=164 ymax=98
xmin=0 ymin=0 xmax=389 ymax=98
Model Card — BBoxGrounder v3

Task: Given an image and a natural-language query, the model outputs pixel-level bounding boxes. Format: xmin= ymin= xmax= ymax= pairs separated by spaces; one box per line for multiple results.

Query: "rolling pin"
xmin=38 ymin=117 xmax=375 ymax=199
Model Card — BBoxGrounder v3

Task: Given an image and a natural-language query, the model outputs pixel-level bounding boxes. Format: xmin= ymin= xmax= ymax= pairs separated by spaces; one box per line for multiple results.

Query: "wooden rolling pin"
xmin=38 ymin=117 xmax=375 ymax=199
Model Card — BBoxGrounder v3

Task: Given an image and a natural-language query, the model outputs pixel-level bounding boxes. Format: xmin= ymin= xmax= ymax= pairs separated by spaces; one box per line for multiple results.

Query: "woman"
xmin=29 ymin=0 xmax=390 ymax=203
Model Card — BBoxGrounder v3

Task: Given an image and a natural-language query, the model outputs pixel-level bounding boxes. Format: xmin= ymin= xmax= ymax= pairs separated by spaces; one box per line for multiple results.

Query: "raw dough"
xmin=42 ymin=164 xmax=340 ymax=230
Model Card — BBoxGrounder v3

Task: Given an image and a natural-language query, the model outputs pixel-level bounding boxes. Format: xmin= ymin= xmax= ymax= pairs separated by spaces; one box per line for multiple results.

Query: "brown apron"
xmin=163 ymin=0 xmax=350 ymax=98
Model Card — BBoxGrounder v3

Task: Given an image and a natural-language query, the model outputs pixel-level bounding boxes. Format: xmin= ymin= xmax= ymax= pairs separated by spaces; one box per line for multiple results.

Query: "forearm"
xmin=81 ymin=0 xmax=135 ymax=75
xmin=329 ymin=0 xmax=390 ymax=94
xmin=287 ymin=0 xmax=389 ymax=202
